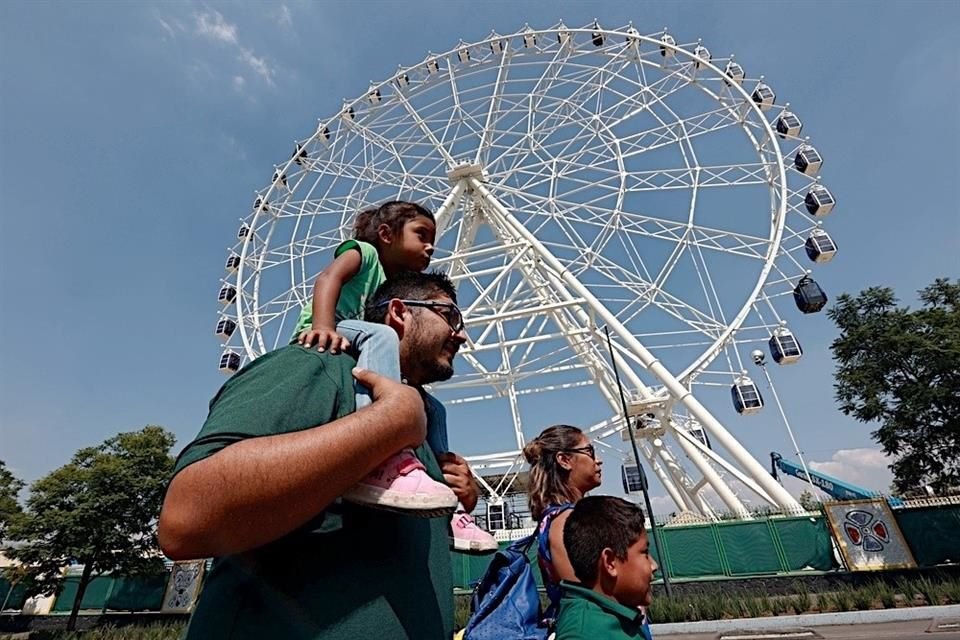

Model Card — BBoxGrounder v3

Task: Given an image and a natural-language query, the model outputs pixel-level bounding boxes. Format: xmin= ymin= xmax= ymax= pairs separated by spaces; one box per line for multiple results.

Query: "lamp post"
xmin=605 ymin=327 xmax=672 ymax=597
xmin=751 ymin=349 xmax=819 ymax=504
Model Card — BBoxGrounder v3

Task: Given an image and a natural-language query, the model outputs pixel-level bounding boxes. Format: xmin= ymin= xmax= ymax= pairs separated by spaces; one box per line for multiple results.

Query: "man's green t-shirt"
xmin=172 ymin=345 xmax=454 ymax=640
xmin=290 ymin=240 xmax=386 ymax=339
xmin=554 ymin=581 xmax=650 ymax=640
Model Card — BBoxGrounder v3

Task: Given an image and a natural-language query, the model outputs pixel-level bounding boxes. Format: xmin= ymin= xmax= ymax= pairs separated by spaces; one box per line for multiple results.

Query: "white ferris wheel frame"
xmin=221 ymin=22 xmax=838 ymax=519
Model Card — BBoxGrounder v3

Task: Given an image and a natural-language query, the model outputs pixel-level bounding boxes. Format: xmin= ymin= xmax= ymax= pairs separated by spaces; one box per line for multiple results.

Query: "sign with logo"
xmin=161 ymin=560 xmax=206 ymax=613
xmin=824 ymin=499 xmax=916 ymax=571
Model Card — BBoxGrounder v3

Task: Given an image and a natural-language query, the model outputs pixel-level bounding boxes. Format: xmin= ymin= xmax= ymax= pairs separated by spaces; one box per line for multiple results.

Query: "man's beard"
xmin=406 ymin=324 xmax=456 ymax=385
xmin=421 ymin=358 xmax=454 ymax=384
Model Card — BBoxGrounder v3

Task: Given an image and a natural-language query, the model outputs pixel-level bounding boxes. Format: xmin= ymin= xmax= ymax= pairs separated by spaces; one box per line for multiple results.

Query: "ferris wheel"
xmin=214 ymin=21 xmax=838 ymax=520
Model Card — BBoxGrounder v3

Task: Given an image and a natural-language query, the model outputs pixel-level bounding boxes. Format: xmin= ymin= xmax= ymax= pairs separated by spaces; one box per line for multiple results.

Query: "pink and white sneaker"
xmin=343 ymin=449 xmax=458 ymax=517
xmin=450 ymin=511 xmax=498 ymax=554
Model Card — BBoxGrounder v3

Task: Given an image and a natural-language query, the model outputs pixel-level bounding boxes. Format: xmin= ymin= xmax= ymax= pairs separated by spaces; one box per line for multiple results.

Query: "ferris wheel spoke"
xmin=393 ymin=85 xmax=455 ymax=166
xmin=616 ymin=108 xmax=742 ymax=159
xmin=475 ymin=42 xmax=513 ymax=166
xmin=526 ymin=43 xmax=576 ymax=126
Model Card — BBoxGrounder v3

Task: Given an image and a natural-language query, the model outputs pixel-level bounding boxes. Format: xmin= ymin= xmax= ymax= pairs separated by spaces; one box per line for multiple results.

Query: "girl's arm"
xmin=298 ymin=249 xmax=363 ymax=352
xmin=547 ymin=509 xmax=578 ymax=582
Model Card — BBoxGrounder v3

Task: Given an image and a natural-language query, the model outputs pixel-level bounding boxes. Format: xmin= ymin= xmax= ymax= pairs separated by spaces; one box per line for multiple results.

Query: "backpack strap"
xmin=535 ymin=502 xmax=575 ymax=616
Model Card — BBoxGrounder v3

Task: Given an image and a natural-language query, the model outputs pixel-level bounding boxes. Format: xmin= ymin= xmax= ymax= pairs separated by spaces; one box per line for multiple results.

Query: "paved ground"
xmin=661 ymin=618 xmax=960 ymax=640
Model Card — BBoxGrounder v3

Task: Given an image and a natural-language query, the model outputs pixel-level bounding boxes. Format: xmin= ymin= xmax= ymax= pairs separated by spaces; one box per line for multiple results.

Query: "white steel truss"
xmin=218 ymin=23 xmax=840 ymax=521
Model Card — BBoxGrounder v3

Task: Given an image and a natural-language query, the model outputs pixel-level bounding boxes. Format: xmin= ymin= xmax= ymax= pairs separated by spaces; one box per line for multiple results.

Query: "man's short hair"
xmin=563 ymin=496 xmax=647 ymax=586
xmin=364 ymin=271 xmax=458 ymax=323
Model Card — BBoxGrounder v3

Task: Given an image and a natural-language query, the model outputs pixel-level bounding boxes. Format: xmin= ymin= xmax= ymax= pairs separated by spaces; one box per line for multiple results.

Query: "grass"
xmin=644 ymin=574 xmax=960 ymax=623
xmin=792 ymin=586 xmax=812 ymax=613
xmin=13 ymin=624 xmax=186 ymax=640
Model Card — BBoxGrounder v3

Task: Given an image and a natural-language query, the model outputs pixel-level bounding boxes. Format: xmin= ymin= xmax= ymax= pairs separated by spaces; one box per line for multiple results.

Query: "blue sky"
xmin=1 ymin=1 xmax=957 ymax=511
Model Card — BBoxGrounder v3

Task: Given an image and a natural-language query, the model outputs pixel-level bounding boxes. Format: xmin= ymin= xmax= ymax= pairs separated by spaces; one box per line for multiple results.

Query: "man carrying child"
xmin=159 ymin=271 xmax=473 ymax=639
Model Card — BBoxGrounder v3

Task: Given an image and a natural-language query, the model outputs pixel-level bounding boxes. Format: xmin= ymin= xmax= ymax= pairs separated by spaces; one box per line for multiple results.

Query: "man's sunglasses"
xmin=375 ymin=299 xmax=464 ymax=333
xmin=562 ymin=445 xmax=597 ymax=461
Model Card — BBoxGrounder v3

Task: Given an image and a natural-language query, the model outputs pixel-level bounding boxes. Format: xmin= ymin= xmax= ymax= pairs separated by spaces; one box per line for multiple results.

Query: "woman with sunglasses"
xmin=522 ymin=425 xmax=603 ymax=619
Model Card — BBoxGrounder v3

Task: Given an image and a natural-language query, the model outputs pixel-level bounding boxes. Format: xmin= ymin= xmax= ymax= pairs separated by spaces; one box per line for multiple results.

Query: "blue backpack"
xmin=463 ymin=531 xmax=547 ymax=640
xmin=464 ymin=504 xmax=572 ymax=640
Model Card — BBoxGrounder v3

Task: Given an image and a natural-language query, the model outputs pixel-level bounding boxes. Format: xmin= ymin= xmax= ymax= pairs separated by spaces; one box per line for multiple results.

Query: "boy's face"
xmin=610 ymin=530 xmax=658 ymax=608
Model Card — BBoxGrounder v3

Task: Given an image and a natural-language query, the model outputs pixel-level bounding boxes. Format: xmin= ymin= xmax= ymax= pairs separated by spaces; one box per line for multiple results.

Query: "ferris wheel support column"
xmin=669 ymin=427 xmax=747 ymax=517
xmin=432 ymin=178 xmax=467 ymax=239
xmin=641 ymin=444 xmax=691 ymax=515
xmin=647 ymin=440 xmax=702 ymax=514
xmin=468 ymin=176 xmax=800 ymax=514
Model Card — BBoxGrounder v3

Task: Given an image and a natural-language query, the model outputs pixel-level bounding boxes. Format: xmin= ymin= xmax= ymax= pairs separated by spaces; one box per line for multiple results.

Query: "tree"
xmin=798 ymin=490 xmax=820 ymax=511
xmin=0 ymin=460 xmax=25 ymax=540
xmin=7 ymin=426 xmax=176 ymax=630
xmin=828 ymin=278 xmax=960 ymax=494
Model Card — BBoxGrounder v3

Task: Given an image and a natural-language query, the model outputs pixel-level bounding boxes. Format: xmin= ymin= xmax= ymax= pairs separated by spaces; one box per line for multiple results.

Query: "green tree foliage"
xmin=0 ymin=460 xmax=25 ymax=540
xmin=798 ymin=490 xmax=820 ymax=511
xmin=6 ymin=426 xmax=176 ymax=630
xmin=828 ymin=278 xmax=960 ymax=494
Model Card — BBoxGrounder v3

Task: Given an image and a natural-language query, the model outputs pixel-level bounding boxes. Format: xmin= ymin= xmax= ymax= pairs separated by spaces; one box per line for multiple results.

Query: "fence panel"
xmin=894 ymin=504 xmax=960 ymax=567
xmin=716 ymin=521 xmax=783 ymax=575
xmin=771 ymin=516 xmax=836 ymax=571
xmin=0 ymin=577 xmax=28 ymax=611
xmin=661 ymin=525 xmax=725 ymax=578
xmin=104 ymin=574 xmax=168 ymax=611
xmin=51 ymin=575 xmax=114 ymax=613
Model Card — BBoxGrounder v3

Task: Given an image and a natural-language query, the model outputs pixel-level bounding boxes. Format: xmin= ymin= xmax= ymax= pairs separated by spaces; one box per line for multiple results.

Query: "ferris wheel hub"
xmin=447 ymin=161 xmax=487 ymax=184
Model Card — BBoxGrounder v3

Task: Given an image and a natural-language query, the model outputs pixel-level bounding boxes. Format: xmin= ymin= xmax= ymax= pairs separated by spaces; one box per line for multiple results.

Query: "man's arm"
xmin=158 ymin=368 xmax=425 ymax=560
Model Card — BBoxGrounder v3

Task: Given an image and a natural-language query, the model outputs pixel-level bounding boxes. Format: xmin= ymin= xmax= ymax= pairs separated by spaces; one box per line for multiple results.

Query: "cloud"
xmin=808 ymin=448 xmax=893 ymax=492
xmin=195 ymin=10 xmax=238 ymax=45
xmin=278 ymin=5 xmax=293 ymax=28
xmin=155 ymin=13 xmax=187 ymax=39
xmin=192 ymin=9 xmax=276 ymax=88
xmin=233 ymin=76 xmax=246 ymax=91
xmin=156 ymin=17 xmax=176 ymax=39
xmin=648 ymin=494 xmax=676 ymax=516
xmin=239 ymin=49 xmax=274 ymax=85
xmin=779 ymin=447 xmax=894 ymax=498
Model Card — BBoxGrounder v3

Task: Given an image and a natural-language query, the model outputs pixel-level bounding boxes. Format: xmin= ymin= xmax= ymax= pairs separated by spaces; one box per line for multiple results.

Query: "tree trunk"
xmin=67 ymin=562 xmax=94 ymax=632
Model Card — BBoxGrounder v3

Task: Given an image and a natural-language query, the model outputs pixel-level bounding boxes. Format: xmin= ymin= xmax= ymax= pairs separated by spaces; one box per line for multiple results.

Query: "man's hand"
xmin=438 ymin=452 xmax=478 ymax=512
xmin=298 ymin=326 xmax=351 ymax=353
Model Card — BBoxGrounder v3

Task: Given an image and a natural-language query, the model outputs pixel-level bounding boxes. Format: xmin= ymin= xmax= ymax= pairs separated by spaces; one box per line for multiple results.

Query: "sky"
xmin=1 ymin=0 xmax=958 ymax=515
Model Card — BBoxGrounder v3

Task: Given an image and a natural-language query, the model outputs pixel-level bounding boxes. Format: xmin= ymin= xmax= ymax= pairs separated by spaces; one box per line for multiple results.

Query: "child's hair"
xmin=563 ymin=495 xmax=646 ymax=586
xmin=522 ymin=425 xmax=586 ymax=520
xmin=353 ymin=200 xmax=435 ymax=246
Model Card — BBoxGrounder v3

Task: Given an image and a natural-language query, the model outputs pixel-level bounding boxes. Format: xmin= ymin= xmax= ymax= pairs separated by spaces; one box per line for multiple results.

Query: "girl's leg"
xmin=336 ymin=320 xmax=457 ymax=516
xmin=336 ymin=320 xmax=401 ymax=409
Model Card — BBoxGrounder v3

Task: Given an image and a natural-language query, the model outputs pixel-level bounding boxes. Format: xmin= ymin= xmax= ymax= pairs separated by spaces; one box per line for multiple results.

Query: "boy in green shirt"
xmin=555 ymin=496 xmax=658 ymax=640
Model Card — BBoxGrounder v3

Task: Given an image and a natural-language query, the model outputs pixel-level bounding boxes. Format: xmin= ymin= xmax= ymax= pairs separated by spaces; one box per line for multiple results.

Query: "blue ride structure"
xmin=769 ymin=452 xmax=902 ymax=505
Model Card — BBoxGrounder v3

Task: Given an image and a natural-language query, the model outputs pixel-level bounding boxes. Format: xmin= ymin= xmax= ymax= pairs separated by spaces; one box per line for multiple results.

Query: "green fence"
xmin=0 ymin=577 xmax=29 ymax=611
xmin=451 ymin=514 xmax=837 ymax=588
xmin=894 ymin=503 xmax=960 ymax=567
xmin=42 ymin=573 xmax=168 ymax=614
xmin=649 ymin=515 xmax=835 ymax=580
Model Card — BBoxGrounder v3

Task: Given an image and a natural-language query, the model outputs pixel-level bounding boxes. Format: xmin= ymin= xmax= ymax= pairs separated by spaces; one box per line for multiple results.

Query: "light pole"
xmin=751 ymin=349 xmax=820 ymax=504
xmin=605 ymin=327 xmax=672 ymax=597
